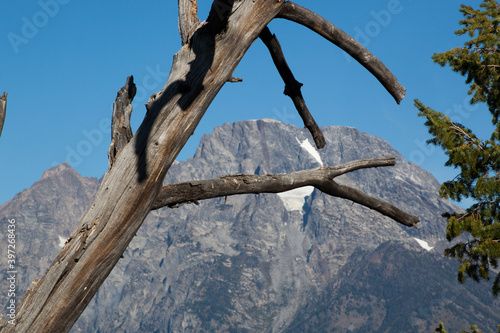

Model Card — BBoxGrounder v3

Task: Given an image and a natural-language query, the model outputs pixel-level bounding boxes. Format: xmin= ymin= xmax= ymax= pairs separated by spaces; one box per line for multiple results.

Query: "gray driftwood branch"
xmin=152 ymin=156 xmax=419 ymax=228
xmin=0 ymin=92 xmax=7 ymax=138
xmin=259 ymin=26 xmax=326 ymax=149
xmin=277 ymin=2 xmax=406 ymax=104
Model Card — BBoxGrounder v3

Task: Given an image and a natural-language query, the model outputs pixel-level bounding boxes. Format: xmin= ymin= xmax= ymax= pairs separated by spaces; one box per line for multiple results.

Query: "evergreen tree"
xmin=415 ymin=0 xmax=500 ymax=296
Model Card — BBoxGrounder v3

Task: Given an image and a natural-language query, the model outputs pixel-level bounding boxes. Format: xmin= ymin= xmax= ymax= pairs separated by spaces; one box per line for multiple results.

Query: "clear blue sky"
xmin=0 ymin=0 xmax=492 ymax=206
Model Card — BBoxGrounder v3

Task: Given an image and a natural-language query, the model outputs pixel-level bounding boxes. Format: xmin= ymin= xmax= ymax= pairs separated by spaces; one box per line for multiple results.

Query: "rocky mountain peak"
xmin=1 ymin=120 xmax=494 ymax=332
xmin=39 ymin=162 xmax=74 ymax=180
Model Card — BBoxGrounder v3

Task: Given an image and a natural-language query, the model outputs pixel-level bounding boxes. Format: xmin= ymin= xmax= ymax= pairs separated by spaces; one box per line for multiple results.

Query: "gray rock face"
xmin=1 ymin=120 xmax=494 ymax=332
xmin=286 ymin=240 xmax=500 ymax=333
xmin=0 ymin=163 xmax=99 ymax=313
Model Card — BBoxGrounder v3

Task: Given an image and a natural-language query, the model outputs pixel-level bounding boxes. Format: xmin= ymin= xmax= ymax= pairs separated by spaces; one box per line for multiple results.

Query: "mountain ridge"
xmin=1 ymin=120 xmax=496 ymax=332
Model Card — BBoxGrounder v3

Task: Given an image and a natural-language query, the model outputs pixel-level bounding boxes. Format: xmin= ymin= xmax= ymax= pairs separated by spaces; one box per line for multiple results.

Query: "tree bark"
xmin=0 ymin=92 xmax=6 ymax=139
xmin=178 ymin=0 xmax=200 ymax=45
xmin=1 ymin=1 xmax=414 ymax=332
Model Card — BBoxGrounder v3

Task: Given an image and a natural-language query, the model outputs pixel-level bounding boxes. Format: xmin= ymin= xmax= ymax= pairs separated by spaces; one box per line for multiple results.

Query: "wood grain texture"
xmin=178 ymin=0 xmax=200 ymax=45
xmin=108 ymin=76 xmax=136 ymax=168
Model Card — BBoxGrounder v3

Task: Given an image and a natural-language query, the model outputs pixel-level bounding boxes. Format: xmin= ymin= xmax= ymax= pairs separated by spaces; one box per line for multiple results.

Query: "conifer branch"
xmin=466 ymin=47 xmax=500 ymax=55
xmin=448 ymin=121 xmax=486 ymax=150
xmin=457 ymin=200 xmax=498 ymax=222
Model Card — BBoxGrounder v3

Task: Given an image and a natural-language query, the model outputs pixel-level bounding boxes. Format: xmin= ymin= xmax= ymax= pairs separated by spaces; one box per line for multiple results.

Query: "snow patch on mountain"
xmin=296 ymin=138 xmax=323 ymax=166
xmin=277 ymin=186 xmax=314 ymax=212
xmin=413 ymin=238 xmax=434 ymax=251
xmin=276 ymin=138 xmax=322 ymax=211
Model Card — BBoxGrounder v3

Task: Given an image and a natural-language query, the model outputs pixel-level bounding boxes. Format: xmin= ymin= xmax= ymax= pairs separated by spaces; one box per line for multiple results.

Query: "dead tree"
xmin=1 ymin=1 xmax=417 ymax=332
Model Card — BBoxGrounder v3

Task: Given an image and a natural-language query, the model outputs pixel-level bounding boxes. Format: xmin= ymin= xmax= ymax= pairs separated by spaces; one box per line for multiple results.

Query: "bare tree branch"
xmin=0 ymin=92 xmax=6 ymax=138
xmin=227 ymin=76 xmax=243 ymax=83
xmin=277 ymin=2 xmax=406 ymax=104
xmin=259 ymin=26 xmax=326 ymax=149
xmin=108 ymin=76 xmax=136 ymax=168
xmin=152 ymin=156 xmax=419 ymax=227
xmin=315 ymin=180 xmax=419 ymax=228
xmin=178 ymin=0 xmax=201 ymax=45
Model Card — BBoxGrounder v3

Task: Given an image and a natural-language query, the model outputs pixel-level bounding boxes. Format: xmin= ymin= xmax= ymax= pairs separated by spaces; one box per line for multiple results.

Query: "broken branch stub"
xmin=178 ymin=0 xmax=200 ymax=45
xmin=108 ymin=76 xmax=136 ymax=168
xmin=0 ymin=92 xmax=7 ymax=138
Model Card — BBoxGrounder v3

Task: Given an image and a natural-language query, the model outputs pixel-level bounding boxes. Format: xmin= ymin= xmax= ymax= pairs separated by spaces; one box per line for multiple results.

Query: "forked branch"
xmin=259 ymin=26 xmax=326 ymax=149
xmin=277 ymin=2 xmax=406 ymax=104
xmin=0 ymin=92 xmax=6 ymax=138
xmin=178 ymin=0 xmax=200 ymax=45
xmin=152 ymin=156 xmax=419 ymax=227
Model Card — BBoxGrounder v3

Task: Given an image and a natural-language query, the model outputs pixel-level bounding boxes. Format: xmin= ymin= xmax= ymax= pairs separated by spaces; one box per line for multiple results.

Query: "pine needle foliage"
xmin=415 ymin=0 xmax=500 ymax=297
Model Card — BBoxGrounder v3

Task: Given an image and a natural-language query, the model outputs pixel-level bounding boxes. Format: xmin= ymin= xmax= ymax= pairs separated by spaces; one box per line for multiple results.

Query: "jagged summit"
xmin=1 ymin=161 xmax=98 ymax=214
xmin=40 ymin=162 xmax=73 ymax=180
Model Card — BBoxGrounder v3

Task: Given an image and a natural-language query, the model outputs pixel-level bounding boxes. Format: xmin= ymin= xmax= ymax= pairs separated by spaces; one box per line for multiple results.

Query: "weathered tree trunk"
xmin=1 ymin=1 xmax=414 ymax=332
xmin=4 ymin=2 xmax=285 ymax=332
xmin=0 ymin=92 xmax=6 ymax=138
